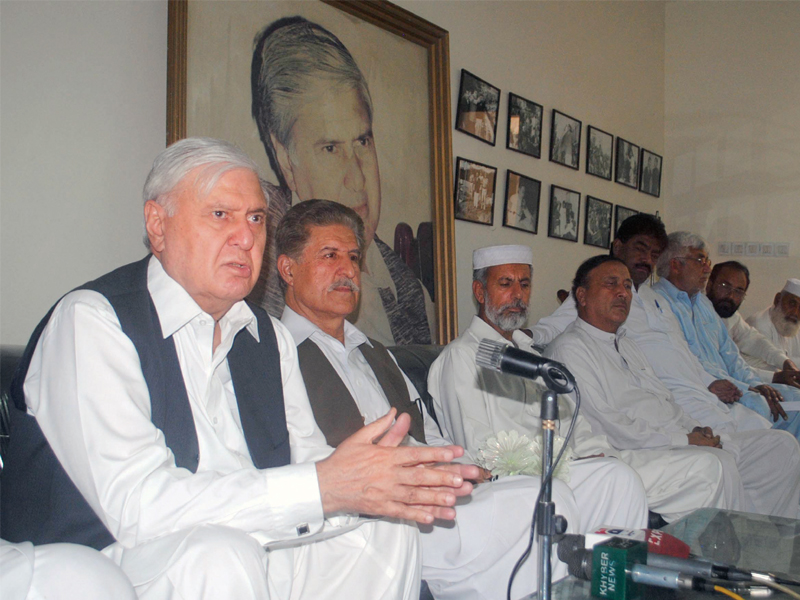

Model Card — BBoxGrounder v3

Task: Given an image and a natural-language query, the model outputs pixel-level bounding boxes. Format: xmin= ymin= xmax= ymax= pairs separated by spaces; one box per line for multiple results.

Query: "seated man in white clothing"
xmin=531 ymin=214 xmax=771 ymax=434
xmin=427 ymin=245 xmax=649 ymax=561
xmin=273 ymin=201 xmax=640 ymax=599
xmin=652 ymin=232 xmax=800 ymax=441
xmin=0 ymin=138 xmax=473 ymax=600
xmin=545 ymin=255 xmax=800 ymax=520
xmin=747 ymin=278 xmax=800 ymax=368
xmin=706 ymin=261 xmax=799 ymax=387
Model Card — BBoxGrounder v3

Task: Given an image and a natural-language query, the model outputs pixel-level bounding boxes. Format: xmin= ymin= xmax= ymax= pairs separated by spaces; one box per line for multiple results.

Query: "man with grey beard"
xmin=428 ymin=245 xmax=648 ymax=539
xmin=747 ymin=278 xmax=800 ymax=367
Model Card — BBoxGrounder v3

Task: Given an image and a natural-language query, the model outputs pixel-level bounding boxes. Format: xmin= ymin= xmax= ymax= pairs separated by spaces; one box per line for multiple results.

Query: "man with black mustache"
xmin=531 ymin=214 xmax=769 ymax=432
xmin=545 ymin=255 xmax=800 ymax=520
xmin=706 ymin=261 xmax=799 ymax=387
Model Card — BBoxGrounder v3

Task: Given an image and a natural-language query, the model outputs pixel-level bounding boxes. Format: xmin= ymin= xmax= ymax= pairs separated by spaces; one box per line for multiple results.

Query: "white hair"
xmin=141 ymin=137 xmax=261 ymax=249
xmin=656 ymin=231 xmax=708 ymax=278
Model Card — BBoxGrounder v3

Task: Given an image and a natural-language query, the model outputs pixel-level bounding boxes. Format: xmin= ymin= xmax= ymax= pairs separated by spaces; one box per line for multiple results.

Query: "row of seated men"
xmin=0 ymin=137 xmax=798 ymax=600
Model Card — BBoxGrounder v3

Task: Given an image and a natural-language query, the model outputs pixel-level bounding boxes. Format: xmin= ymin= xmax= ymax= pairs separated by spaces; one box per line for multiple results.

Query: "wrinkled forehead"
xmin=486 ymin=263 xmax=533 ymax=281
xmin=781 ymin=291 xmax=800 ymax=307
xmin=589 ymin=260 xmax=631 ymax=284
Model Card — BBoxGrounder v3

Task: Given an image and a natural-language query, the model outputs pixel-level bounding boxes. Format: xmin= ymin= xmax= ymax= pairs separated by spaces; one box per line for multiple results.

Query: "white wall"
xmin=0 ymin=1 xmax=167 ymax=345
xmin=5 ymin=1 xmax=794 ymax=346
xmin=400 ymin=0 xmax=665 ymax=333
xmin=664 ymin=1 xmax=800 ymax=317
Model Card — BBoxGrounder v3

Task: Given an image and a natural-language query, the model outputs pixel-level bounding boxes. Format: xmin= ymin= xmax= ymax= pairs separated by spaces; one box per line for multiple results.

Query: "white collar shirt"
xmin=428 ymin=315 xmax=616 ymax=460
xmin=723 ymin=311 xmax=787 ymax=379
xmin=24 ymin=256 xmax=330 ymax=550
xmin=545 ymin=318 xmax=700 ymax=451
xmin=280 ymin=306 xmax=446 ymax=447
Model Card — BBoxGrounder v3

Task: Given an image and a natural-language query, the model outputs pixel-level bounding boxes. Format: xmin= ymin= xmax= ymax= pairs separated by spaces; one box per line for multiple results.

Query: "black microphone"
xmin=476 ymin=338 xmax=576 ymax=394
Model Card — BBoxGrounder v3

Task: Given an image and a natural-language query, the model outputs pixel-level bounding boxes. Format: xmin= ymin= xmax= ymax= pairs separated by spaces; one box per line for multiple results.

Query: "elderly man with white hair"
xmin=428 ymin=245 xmax=648 ymax=536
xmin=0 ymin=138 xmax=473 ymax=600
xmin=747 ymin=278 xmax=800 ymax=366
xmin=652 ymin=231 xmax=800 ymax=442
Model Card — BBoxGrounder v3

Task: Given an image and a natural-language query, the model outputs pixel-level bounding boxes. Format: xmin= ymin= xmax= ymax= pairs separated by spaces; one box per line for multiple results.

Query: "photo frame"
xmin=503 ymin=170 xmax=541 ymax=234
xmin=615 ymin=205 xmax=640 ymax=235
xmin=454 ymin=157 xmax=497 ymax=226
xmin=549 ymin=109 xmax=582 ymax=170
xmin=455 ymin=70 xmax=501 ymax=146
xmin=584 ymin=196 xmax=613 ymax=249
xmin=548 ymin=185 xmax=581 ymax=242
xmin=167 ymin=0 xmax=457 ymax=343
xmin=586 ymin=126 xmax=613 ymax=180
xmin=506 ymin=93 xmax=543 ymax=158
xmin=615 ymin=137 xmax=640 ymax=189
xmin=639 ymin=148 xmax=663 ymax=197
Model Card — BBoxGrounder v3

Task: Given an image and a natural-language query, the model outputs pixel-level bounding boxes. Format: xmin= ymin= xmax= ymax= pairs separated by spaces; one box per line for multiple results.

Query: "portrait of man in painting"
xmin=185 ymin=3 xmax=436 ymax=346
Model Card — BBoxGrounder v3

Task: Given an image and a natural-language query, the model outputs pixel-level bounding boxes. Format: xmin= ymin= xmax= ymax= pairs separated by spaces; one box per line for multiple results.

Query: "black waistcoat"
xmin=1 ymin=256 xmax=289 ymax=549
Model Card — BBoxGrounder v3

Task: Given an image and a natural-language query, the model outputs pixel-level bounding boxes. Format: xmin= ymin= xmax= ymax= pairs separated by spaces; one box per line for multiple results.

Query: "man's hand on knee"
xmin=315 ymin=409 xmax=474 ymax=524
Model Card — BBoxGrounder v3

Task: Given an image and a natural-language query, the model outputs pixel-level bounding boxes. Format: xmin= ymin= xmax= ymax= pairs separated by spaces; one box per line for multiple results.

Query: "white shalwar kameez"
xmin=531 ymin=285 xmax=771 ymax=433
xmin=747 ymin=306 xmax=800 ymax=366
xmin=545 ymin=318 xmax=800 ymax=520
xmin=428 ymin=316 xmax=648 ymax=566
xmin=22 ymin=257 xmax=419 ymax=600
xmin=724 ymin=310 xmax=790 ymax=380
xmin=282 ymin=307 xmax=646 ymax=600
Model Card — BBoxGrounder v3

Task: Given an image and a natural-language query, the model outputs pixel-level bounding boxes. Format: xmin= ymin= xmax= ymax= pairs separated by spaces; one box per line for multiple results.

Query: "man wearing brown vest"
xmin=276 ymin=199 xmax=633 ymax=600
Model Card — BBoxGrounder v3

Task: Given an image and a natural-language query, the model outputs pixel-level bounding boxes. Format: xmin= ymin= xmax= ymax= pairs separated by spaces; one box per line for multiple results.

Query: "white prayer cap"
xmin=473 ymin=245 xmax=533 ymax=270
xmin=782 ymin=278 xmax=800 ymax=298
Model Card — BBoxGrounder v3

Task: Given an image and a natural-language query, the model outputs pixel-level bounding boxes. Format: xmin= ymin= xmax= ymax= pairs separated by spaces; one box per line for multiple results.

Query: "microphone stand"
xmin=537 ymin=389 xmax=566 ymax=600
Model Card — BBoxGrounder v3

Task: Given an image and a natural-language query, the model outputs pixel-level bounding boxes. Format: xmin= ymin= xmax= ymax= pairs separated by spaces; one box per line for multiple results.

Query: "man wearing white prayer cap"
xmin=428 ymin=245 xmax=649 ymax=587
xmin=747 ymin=278 xmax=800 ymax=368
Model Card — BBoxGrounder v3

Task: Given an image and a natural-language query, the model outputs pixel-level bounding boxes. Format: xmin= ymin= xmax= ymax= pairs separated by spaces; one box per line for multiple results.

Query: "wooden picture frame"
xmin=584 ymin=196 xmax=613 ymax=249
xmin=455 ymin=70 xmax=501 ymax=146
xmin=454 ymin=157 xmax=497 ymax=226
xmin=549 ymin=109 xmax=582 ymax=170
xmin=503 ymin=170 xmax=541 ymax=234
xmin=167 ymin=0 xmax=457 ymax=343
xmin=586 ymin=125 xmax=613 ymax=180
xmin=639 ymin=148 xmax=662 ymax=197
xmin=615 ymin=137 xmax=640 ymax=189
xmin=506 ymin=93 xmax=543 ymax=158
xmin=548 ymin=184 xmax=581 ymax=242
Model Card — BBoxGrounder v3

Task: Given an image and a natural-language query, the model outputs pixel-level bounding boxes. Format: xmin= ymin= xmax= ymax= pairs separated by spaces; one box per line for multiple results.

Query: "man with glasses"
xmin=653 ymin=233 xmax=800 ymax=441
xmin=706 ymin=262 xmax=800 ymax=387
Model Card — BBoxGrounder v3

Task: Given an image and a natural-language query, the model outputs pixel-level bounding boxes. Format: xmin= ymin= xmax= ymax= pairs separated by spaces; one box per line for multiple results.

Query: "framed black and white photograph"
xmin=615 ymin=205 xmax=639 ymax=235
xmin=615 ymin=137 xmax=640 ymax=188
xmin=584 ymin=196 xmax=613 ymax=249
xmin=454 ymin=157 xmax=497 ymax=225
xmin=549 ymin=109 xmax=582 ymax=170
xmin=503 ymin=170 xmax=541 ymax=234
xmin=455 ymin=70 xmax=501 ymax=146
xmin=639 ymin=149 xmax=662 ymax=197
xmin=586 ymin=126 xmax=613 ymax=180
xmin=548 ymin=185 xmax=581 ymax=242
xmin=506 ymin=93 xmax=543 ymax=158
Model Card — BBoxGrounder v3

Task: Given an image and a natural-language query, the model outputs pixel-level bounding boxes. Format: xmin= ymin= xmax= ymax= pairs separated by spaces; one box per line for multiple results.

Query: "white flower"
xmin=477 ymin=430 xmax=573 ymax=482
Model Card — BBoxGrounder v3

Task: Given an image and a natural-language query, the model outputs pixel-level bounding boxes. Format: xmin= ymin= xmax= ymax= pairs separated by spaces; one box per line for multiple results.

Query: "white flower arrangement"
xmin=477 ymin=430 xmax=573 ymax=482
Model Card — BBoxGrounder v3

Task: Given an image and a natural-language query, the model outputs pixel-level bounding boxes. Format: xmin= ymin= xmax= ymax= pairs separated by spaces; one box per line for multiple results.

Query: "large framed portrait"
xmin=584 ymin=196 xmax=613 ymax=249
xmin=615 ymin=137 xmax=640 ymax=189
xmin=167 ymin=0 xmax=456 ymax=344
xmin=549 ymin=109 xmax=582 ymax=170
xmin=454 ymin=157 xmax=497 ymax=226
xmin=506 ymin=93 xmax=543 ymax=158
xmin=455 ymin=70 xmax=501 ymax=146
xmin=639 ymin=148 xmax=662 ymax=197
xmin=503 ymin=170 xmax=541 ymax=234
xmin=586 ymin=126 xmax=613 ymax=180
xmin=615 ymin=205 xmax=639 ymax=235
xmin=548 ymin=185 xmax=581 ymax=242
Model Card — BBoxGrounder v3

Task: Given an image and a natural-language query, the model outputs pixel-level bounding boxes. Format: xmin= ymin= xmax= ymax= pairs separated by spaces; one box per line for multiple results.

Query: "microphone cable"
xmin=506 ymin=382 xmax=582 ymax=600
